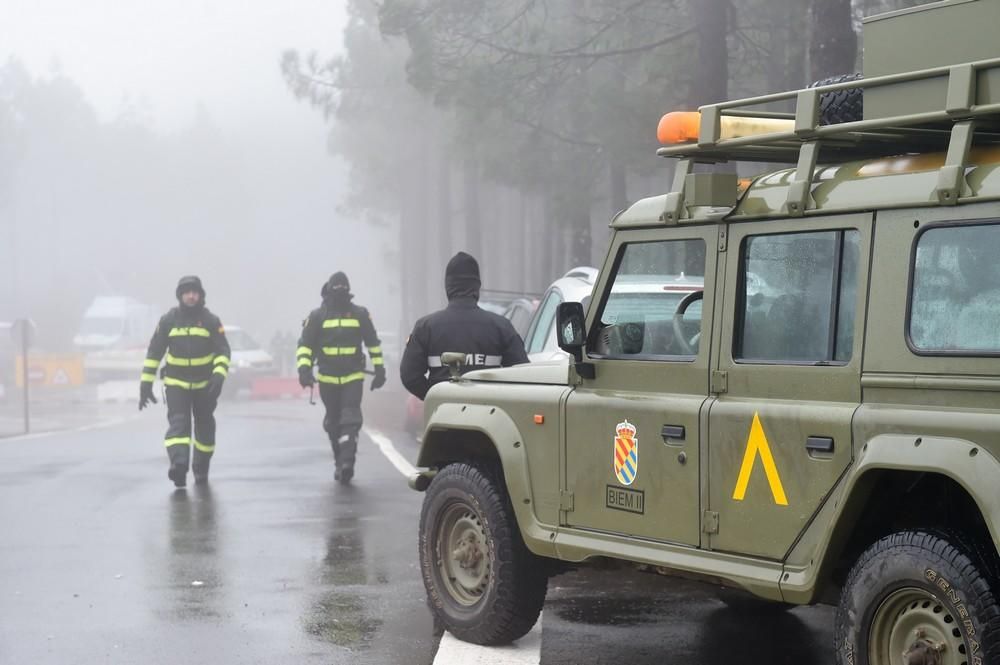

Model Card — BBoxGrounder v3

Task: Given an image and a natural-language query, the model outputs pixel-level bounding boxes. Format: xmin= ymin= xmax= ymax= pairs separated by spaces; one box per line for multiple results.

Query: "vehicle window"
xmin=591 ymin=239 xmax=706 ymax=358
xmin=227 ymin=330 xmax=259 ymax=352
xmin=507 ymin=304 xmax=533 ymax=339
xmin=910 ymin=222 xmax=1000 ymax=353
xmin=527 ymin=291 xmax=562 ymax=354
xmin=737 ymin=229 xmax=859 ymax=363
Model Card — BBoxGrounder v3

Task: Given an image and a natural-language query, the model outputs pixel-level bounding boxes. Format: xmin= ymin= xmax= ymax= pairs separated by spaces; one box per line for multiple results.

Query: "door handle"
xmin=806 ymin=436 xmax=834 ymax=454
xmin=661 ymin=425 xmax=686 ymax=442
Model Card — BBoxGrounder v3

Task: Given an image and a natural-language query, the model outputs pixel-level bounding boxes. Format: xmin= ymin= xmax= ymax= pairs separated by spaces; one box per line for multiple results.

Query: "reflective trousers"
xmin=319 ymin=381 xmax=363 ymax=467
xmin=164 ymin=385 xmax=218 ymax=476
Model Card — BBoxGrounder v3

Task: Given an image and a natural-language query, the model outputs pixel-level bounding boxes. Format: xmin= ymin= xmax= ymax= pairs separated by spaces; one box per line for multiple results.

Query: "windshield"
xmin=602 ymin=292 xmax=701 ymax=325
xmin=226 ymin=329 xmax=260 ymax=352
xmin=79 ymin=317 xmax=124 ymax=337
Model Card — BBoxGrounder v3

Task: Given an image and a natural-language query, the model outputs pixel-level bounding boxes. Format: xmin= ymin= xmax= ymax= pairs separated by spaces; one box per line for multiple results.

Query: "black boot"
xmin=167 ymin=465 xmax=187 ymax=488
xmin=337 ymin=434 xmax=357 ymax=484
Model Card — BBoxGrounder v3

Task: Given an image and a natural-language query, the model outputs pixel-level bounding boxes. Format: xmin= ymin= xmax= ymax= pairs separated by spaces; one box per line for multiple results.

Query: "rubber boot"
xmin=337 ymin=434 xmax=357 ymax=484
xmin=168 ymin=465 xmax=187 ymax=488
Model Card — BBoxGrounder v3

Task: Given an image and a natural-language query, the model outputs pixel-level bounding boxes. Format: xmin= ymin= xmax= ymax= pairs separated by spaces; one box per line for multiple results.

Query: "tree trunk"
xmin=691 ymin=0 xmax=729 ymax=108
xmin=461 ymin=154 xmax=482 ymax=259
xmin=810 ymin=0 xmax=858 ymax=81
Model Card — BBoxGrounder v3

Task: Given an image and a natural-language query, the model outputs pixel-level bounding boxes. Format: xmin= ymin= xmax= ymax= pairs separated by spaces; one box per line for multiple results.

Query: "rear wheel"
xmin=835 ymin=531 xmax=1000 ymax=665
xmin=419 ymin=462 xmax=547 ymax=645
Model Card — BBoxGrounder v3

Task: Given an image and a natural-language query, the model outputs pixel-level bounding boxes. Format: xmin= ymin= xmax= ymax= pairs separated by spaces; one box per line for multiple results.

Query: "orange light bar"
xmin=658 ymin=112 xmax=797 ymax=146
xmin=657 ymin=112 xmax=701 ymax=145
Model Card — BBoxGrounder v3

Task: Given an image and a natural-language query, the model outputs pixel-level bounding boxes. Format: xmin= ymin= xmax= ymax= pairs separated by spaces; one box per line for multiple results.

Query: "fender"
xmin=781 ymin=433 xmax=1000 ymax=603
xmin=418 ymin=401 xmax=559 ymax=558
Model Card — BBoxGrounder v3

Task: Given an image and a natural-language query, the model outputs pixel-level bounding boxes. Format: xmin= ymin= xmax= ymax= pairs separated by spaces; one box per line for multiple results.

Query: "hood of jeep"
xmin=462 ymin=359 xmax=570 ymax=385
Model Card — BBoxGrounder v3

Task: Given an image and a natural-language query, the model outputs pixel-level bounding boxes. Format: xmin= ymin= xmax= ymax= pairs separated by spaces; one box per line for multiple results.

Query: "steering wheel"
xmin=672 ymin=290 xmax=704 ymax=355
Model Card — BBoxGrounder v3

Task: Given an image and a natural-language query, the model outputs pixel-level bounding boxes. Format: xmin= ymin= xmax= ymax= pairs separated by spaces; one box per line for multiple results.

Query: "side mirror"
xmin=440 ymin=352 xmax=466 ymax=379
xmin=556 ymin=302 xmax=586 ymax=363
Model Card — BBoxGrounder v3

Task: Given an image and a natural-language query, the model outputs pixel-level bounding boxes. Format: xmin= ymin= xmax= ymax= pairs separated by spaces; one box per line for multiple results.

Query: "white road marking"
xmin=363 ymin=427 xmax=418 ymax=477
xmin=362 ymin=427 xmax=543 ymax=665
xmin=1 ymin=415 xmax=139 ymax=442
xmin=432 ymin=617 xmax=542 ymax=665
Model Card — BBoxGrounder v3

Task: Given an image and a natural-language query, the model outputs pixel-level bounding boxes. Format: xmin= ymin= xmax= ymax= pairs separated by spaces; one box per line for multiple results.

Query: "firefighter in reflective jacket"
xmin=139 ymin=275 xmax=231 ymax=488
xmin=297 ymin=272 xmax=385 ymax=483
xmin=400 ymin=251 xmax=528 ymax=400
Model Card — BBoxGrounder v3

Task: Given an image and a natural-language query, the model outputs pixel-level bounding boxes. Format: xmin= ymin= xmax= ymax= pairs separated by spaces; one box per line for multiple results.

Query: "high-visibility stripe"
xmin=321 ymin=346 xmax=359 ymax=356
xmin=297 ymin=358 xmax=312 ymax=368
xmin=213 ymin=366 xmax=228 ymax=377
xmin=141 ymin=372 xmax=156 ymax=382
xmin=143 ymin=358 xmax=160 ymax=368
xmin=165 ymin=436 xmax=191 ymax=447
xmin=297 ymin=346 xmax=313 ymax=357
xmin=316 ymin=371 xmax=365 ymax=385
xmin=322 ymin=319 xmax=361 ymax=328
xmin=427 ymin=354 xmax=502 ymax=368
xmin=166 ymin=352 xmax=214 ymax=367
xmin=163 ymin=377 xmax=210 ymax=390
xmin=372 ymin=357 xmax=384 ymax=366
xmin=368 ymin=346 xmax=382 ymax=354
xmin=193 ymin=440 xmax=215 ymax=453
xmin=169 ymin=327 xmax=211 ymax=337
xmin=213 ymin=356 xmax=230 ymax=366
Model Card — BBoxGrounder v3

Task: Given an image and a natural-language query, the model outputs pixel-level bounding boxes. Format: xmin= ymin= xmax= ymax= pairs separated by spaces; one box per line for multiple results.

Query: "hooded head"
xmin=176 ymin=275 xmax=205 ymax=308
xmin=445 ymin=252 xmax=481 ymax=301
xmin=321 ymin=271 xmax=353 ymax=305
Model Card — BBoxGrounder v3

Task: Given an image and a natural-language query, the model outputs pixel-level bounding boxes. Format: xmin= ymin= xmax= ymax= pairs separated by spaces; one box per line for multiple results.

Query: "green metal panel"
xmin=563 ymin=225 xmax=719 ymax=547
xmin=864 ymin=0 xmax=1000 ymax=120
xmin=707 ymin=214 xmax=872 ymax=560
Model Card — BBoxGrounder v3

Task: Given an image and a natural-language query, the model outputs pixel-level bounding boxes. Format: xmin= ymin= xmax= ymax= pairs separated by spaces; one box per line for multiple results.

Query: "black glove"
xmin=298 ymin=366 xmax=315 ymax=388
xmin=208 ymin=373 xmax=225 ymax=400
xmin=139 ymin=382 xmax=157 ymax=410
xmin=370 ymin=366 xmax=386 ymax=391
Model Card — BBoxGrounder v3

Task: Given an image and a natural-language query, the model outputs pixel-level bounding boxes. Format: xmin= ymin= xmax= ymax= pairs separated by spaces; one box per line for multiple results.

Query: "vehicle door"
xmin=707 ymin=214 xmax=871 ymax=559
xmin=563 ymin=226 xmax=717 ymax=546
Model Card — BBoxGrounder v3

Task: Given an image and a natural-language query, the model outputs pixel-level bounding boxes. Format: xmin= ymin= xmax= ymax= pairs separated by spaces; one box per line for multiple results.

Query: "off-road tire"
xmin=835 ymin=531 xmax=1000 ymax=665
xmin=811 ymin=73 xmax=863 ymax=125
xmin=419 ymin=462 xmax=547 ymax=645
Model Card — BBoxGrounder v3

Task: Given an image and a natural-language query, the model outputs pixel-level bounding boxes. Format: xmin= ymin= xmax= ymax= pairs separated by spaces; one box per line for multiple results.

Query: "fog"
xmin=0 ymin=0 xmax=926 ymax=422
xmin=0 ymin=0 xmax=398 ymax=353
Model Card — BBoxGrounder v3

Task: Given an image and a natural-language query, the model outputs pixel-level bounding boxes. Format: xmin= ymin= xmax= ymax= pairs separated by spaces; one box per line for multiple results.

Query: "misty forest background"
xmin=0 ymin=0 xmax=924 ymax=352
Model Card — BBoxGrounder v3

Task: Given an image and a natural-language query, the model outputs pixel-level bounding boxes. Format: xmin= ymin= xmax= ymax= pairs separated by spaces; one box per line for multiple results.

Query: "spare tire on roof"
xmin=810 ymin=72 xmax=863 ymax=125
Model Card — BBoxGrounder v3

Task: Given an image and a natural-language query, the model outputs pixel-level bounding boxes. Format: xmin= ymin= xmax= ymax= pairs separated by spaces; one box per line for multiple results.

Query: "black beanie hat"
xmin=176 ymin=275 xmax=205 ymax=302
xmin=445 ymin=252 xmax=481 ymax=300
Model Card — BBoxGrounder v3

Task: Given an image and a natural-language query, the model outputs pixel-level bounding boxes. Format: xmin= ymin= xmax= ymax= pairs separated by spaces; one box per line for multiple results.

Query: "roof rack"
xmin=658 ymin=56 xmax=1000 ymax=220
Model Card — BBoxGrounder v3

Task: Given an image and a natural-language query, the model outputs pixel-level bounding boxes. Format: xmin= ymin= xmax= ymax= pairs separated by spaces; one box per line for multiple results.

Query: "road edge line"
xmin=363 ymin=427 xmax=417 ymax=478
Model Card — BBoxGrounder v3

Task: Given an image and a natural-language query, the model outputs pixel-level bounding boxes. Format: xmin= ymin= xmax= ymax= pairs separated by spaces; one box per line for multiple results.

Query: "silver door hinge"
xmin=702 ymin=510 xmax=719 ymax=535
xmin=559 ymin=491 xmax=575 ymax=512
xmin=711 ymin=370 xmax=728 ymax=394
xmin=718 ymin=226 xmax=728 ymax=252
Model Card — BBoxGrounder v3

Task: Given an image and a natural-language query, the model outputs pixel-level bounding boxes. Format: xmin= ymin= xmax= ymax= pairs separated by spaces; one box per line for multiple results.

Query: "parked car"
xmin=522 ymin=267 xmax=598 ymax=362
xmin=224 ymin=325 xmax=275 ymax=397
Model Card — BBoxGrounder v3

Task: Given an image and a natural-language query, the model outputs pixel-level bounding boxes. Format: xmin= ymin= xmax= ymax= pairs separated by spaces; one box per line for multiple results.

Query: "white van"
xmin=73 ymin=297 xmax=158 ymax=352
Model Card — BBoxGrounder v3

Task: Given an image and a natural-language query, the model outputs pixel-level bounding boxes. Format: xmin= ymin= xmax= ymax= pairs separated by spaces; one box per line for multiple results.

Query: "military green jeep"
xmin=411 ymin=1 xmax=1000 ymax=662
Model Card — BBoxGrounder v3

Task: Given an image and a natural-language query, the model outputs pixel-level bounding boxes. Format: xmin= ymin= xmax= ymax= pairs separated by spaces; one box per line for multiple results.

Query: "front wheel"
xmin=836 ymin=531 xmax=1000 ymax=665
xmin=419 ymin=462 xmax=547 ymax=645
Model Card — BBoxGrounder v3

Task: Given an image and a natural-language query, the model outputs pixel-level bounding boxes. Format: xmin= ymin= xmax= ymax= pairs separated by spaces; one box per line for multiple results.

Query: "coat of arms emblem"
xmin=613 ymin=420 xmax=638 ymax=486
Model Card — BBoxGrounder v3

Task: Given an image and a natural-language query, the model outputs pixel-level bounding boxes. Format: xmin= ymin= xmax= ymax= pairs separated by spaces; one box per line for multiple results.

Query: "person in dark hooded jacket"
xmin=400 ymin=252 xmax=528 ymax=401
xmin=139 ymin=275 xmax=231 ymax=488
xmin=297 ymin=272 xmax=385 ymax=483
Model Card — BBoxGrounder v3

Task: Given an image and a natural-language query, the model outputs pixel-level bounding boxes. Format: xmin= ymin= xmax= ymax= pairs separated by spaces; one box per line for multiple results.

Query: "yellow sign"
xmin=15 ymin=354 xmax=86 ymax=388
xmin=732 ymin=412 xmax=788 ymax=506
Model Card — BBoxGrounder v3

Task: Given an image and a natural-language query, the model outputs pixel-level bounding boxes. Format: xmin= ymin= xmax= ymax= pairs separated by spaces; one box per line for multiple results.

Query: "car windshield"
xmin=79 ymin=317 xmax=124 ymax=336
xmin=226 ymin=329 xmax=259 ymax=351
xmin=602 ymin=292 xmax=701 ymax=325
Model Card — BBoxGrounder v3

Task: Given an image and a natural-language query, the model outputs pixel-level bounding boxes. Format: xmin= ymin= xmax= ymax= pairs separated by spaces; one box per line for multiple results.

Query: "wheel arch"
xmin=417 ymin=402 xmax=558 ymax=557
xmin=784 ymin=434 xmax=1000 ymax=604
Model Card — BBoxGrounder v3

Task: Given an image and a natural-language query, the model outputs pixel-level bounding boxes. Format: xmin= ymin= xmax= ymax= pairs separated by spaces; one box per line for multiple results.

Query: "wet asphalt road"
xmin=0 ymin=389 xmax=837 ymax=664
